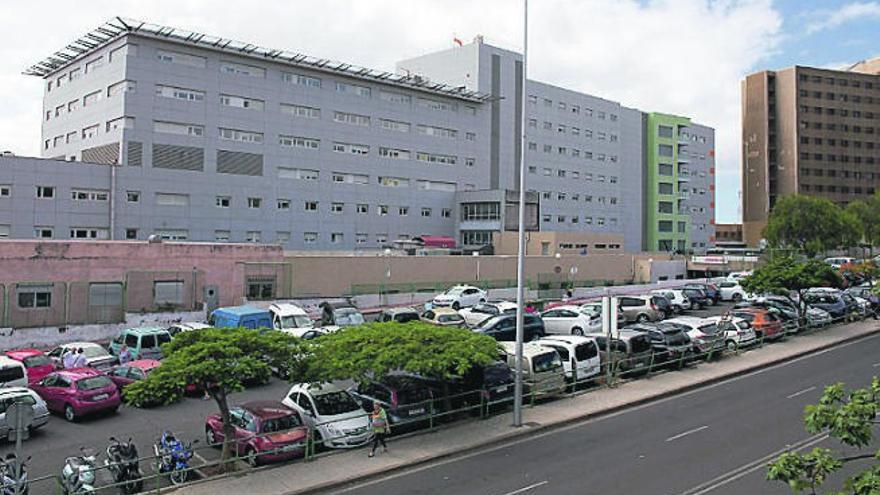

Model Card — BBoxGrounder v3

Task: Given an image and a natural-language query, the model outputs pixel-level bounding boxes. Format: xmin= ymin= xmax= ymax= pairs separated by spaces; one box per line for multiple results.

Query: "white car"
xmin=534 ymin=336 xmax=601 ymax=381
xmin=282 ymin=383 xmax=373 ymax=449
xmin=651 ymin=289 xmax=691 ymax=313
xmin=717 ymin=280 xmax=749 ymax=302
xmin=824 ymin=256 xmax=856 ymax=269
xmin=269 ymin=302 xmax=316 ymax=337
xmin=705 ymin=316 xmax=757 ymax=352
xmin=665 ymin=316 xmax=726 ymax=357
xmin=46 ymin=342 xmax=117 ymax=370
xmin=458 ymin=301 xmax=518 ymax=327
xmin=727 ymin=271 xmax=752 ymax=282
xmin=578 ymin=302 xmax=626 ymax=327
xmin=432 ymin=285 xmax=487 ymax=310
xmin=0 ymin=387 xmax=50 ymax=437
xmin=540 ymin=305 xmax=601 ymax=336
xmin=166 ymin=322 xmax=211 ymax=337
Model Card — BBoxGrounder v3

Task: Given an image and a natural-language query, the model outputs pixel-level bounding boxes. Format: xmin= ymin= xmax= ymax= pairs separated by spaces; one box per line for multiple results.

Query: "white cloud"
xmin=806 ymin=1 xmax=880 ymax=34
xmin=0 ymin=0 xmax=782 ymax=223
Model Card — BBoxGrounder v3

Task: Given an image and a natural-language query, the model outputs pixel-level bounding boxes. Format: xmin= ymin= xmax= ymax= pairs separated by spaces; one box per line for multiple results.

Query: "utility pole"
xmin=513 ymin=0 xmax=528 ymax=428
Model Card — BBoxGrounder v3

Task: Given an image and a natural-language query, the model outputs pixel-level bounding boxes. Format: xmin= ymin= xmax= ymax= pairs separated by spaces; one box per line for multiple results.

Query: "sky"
xmin=0 ymin=0 xmax=878 ymax=224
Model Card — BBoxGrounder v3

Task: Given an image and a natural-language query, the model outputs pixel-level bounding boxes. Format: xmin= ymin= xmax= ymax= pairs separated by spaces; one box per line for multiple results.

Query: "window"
xmin=34 ymin=227 xmax=53 ymax=239
xmin=71 ymin=189 xmax=109 ymax=202
xmin=331 ymin=202 xmax=344 ymax=214
xmin=154 ymin=230 xmax=189 ymax=241
xmin=246 ymin=231 xmax=261 ymax=243
xmin=658 ymin=183 xmax=674 ymax=195
xmin=155 ymin=85 xmax=205 ymax=102
xmin=658 ymin=220 xmax=673 ymax=232
xmin=659 ymin=163 xmax=673 ymax=176
xmin=333 ymin=111 xmax=370 ymax=126
xmin=276 ymin=231 xmax=291 ymax=243
xmin=331 ymin=233 xmax=344 ymax=244
xmin=442 ymin=208 xmax=452 ymax=218
xmin=528 ymin=95 xmax=537 ymax=104
xmin=398 ymin=207 xmax=409 ymax=216
xmin=461 ymin=202 xmax=500 ymax=221
xmin=17 ymin=285 xmax=52 ymax=309
xmin=304 ymin=232 xmax=318 ymax=244
xmin=107 ymin=80 xmax=136 ymax=97
xmin=36 ymin=186 xmax=55 ymax=199
xmin=658 ymin=125 xmax=673 ymax=138
xmin=418 ymin=97 xmax=456 ymax=112
xmin=658 ymin=201 xmax=673 ymax=214
xmin=416 ymin=152 xmax=457 ymax=165
xmin=106 ymin=117 xmax=134 ymax=132
xmin=220 ymin=61 xmax=266 ymax=78
xmin=283 ymin=73 xmax=321 ymax=87
xmin=125 ymin=229 xmax=137 ymax=240
xmin=378 ymin=176 xmax=409 ymax=187
xmin=420 ymin=207 xmax=433 ymax=218
xmin=332 ymin=172 xmax=369 ymax=184
xmin=84 ymin=57 xmax=104 ymax=73
xmin=357 ymin=204 xmax=369 ymax=214
xmin=109 ymin=43 xmax=136 ymax=62
xmin=416 ymin=124 xmax=457 ymax=139
xmin=379 ymin=91 xmax=411 ymax=103
xmin=334 ymin=81 xmax=373 ymax=98
xmin=81 ymin=124 xmax=99 ymax=140
xmin=83 ymin=91 xmax=101 ymax=106
xmin=466 ymin=158 xmax=475 ymax=167
xmin=333 ymin=142 xmax=370 ymax=155
xmin=378 ymin=147 xmax=411 ymax=160
xmin=216 ymin=196 xmax=231 ymax=208
xmin=416 ymin=180 xmax=456 ymax=191
xmin=276 ymin=199 xmax=290 ymax=210
xmin=658 ymin=144 xmax=673 ymax=157
xmin=220 ymin=128 xmax=263 ymax=143
xmin=378 ymin=205 xmax=389 ymax=216
xmin=304 ymin=201 xmax=318 ymax=211
xmin=466 ymin=132 xmax=476 ymax=141
xmin=278 ymin=135 xmax=319 ymax=149
xmin=156 ymin=49 xmax=206 ymax=68
xmin=280 ymin=103 xmax=320 ymax=119
xmin=247 ymin=197 xmax=262 ymax=209
xmin=0 ymin=185 xmax=9 ymax=197
xmin=212 ymin=230 xmax=229 ymax=242
xmin=70 ymin=228 xmax=109 ymax=239
xmin=379 ymin=118 xmax=410 ymax=133
xmin=155 ymin=193 xmax=189 ymax=207
xmin=278 ymin=167 xmax=319 ymax=180
xmin=356 ymin=233 xmax=368 ymax=244
xmin=220 ymin=94 xmax=265 ymax=111
xmin=154 ymin=121 xmax=204 ymax=136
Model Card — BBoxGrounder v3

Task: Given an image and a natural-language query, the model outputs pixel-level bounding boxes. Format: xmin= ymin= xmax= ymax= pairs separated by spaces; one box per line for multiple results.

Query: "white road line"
xmin=786 ymin=386 xmax=816 ymax=399
xmin=665 ymin=425 xmax=709 ymax=442
xmin=872 ymin=362 xmax=880 ymax=367
xmin=501 ymin=480 xmax=549 ymax=495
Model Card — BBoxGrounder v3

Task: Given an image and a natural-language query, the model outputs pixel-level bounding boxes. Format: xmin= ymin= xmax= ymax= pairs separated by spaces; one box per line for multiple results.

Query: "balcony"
xmin=679 ymin=190 xmax=691 ymax=200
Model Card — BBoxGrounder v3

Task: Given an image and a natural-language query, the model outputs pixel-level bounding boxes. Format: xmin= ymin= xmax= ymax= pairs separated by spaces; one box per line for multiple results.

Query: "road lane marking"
xmin=872 ymin=362 xmax=880 ymax=367
xmin=665 ymin=425 xmax=709 ymax=442
xmin=786 ymin=386 xmax=816 ymax=399
xmin=501 ymin=481 xmax=549 ymax=495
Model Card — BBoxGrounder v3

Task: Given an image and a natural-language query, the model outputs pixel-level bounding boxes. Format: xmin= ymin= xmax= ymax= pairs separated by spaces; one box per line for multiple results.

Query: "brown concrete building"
xmin=741 ymin=58 xmax=880 ymax=245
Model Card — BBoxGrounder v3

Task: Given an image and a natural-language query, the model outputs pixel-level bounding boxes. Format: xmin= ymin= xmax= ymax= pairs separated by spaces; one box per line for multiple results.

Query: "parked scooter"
xmin=0 ymin=453 xmax=30 ymax=495
xmin=104 ymin=437 xmax=143 ymax=494
xmin=60 ymin=447 xmax=98 ymax=494
xmin=154 ymin=431 xmax=197 ymax=485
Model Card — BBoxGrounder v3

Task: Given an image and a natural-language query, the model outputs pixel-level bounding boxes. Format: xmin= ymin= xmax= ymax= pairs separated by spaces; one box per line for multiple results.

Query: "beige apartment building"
xmin=741 ymin=57 xmax=880 ymax=245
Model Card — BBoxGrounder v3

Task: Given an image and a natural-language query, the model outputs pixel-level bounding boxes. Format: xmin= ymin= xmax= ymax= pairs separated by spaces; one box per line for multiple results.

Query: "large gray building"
xmin=0 ymin=18 xmax=714 ymax=253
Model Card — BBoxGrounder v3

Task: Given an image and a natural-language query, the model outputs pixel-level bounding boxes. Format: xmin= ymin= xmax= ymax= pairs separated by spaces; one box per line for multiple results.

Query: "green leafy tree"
xmin=763 ymin=195 xmax=858 ymax=256
xmin=304 ymin=322 xmax=500 ymax=411
xmin=740 ymin=255 xmax=842 ymax=320
xmin=846 ymin=198 xmax=880 ymax=251
xmin=125 ymin=328 xmax=305 ymax=462
xmin=768 ymin=379 xmax=880 ymax=494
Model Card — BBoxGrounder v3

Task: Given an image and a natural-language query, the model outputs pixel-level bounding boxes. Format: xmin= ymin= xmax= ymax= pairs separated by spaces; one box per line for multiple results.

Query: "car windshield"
xmin=335 ymin=309 xmax=365 ymax=326
xmin=81 ymin=346 xmax=109 ymax=359
xmin=698 ymin=323 xmax=721 ymax=335
xmin=532 ymin=352 xmax=562 ymax=373
xmin=483 ymin=363 xmax=513 ymax=385
xmin=394 ymin=313 xmax=420 ymax=323
xmin=439 ymin=314 xmax=464 ymax=323
xmin=281 ymin=315 xmax=313 ymax=329
xmin=0 ymin=395 xmax=35 ymax=414
xmin=22 ymin=355 xmax=52 ymax=367
xmin=445 ymin=288 xmax=465 ymax=296
xmin=76 ymin=376 xmax=113 ymax=391
xmin=261 ymin=413 xmax=302 ymax=433
xmin=580 ymin=305 xmax=600 ymax=316
xmin=313 ymin=391 xmax=361 ymax=416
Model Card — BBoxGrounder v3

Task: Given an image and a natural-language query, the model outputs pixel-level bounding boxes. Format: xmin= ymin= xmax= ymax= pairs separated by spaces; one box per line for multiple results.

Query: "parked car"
xmin=579 ymin=301 xmax=627 ymax=327
xmin=617 ymin=296 xmax=664 ymax=323
xmin=684 ymin=283 xmax=721 ymax=305
xmin=651 ymin=289 xmax=692 ymax=313
xmin=717 ymin=280 xmax=748 ymax=302
xmin=534 ymin=336 xmax=601 ymax=382
xmin=432 ymin=285 xmax=487 ymax=310
xmin=348 ymin=374 xmax=437 ymax=429
xmin=824 ymin=256 xmax=857 ymax=269
xmin=319 ymin=302 xmax=366 ymax=329
xmin=665 ymin=316 xmax=726 ymax=358
xmin=31 ymin=368 xmax=121 ymax=422
xmin=283 ymin=383 xmax=373 ymax=449
xmin=445 ymin=361 xmax=515 ymax=410
xmin=802 ymin=292 xmax=848 ymax=320
xmin=458 ymin=301 xmax=518 ymax=327
xmin=205 ymin=401 xmax=307 ymax=467
xmin=681 ymin=288 xmax=710 ymax=309
xmin=378 ymin=307 xmax=421 ymax=324
xmin=107 ymin=359 xmax=162 ymax=389
xmin=109 ymin=327 xmax=173 ymax=361
xmin=47 ymin=343 xmax=117 ymax=371
xmin=498 ymin=342 xmax=566 ymax=398
xmin=728 ymin=308 xmax=784 ymax=341
xmin=0 ymin=357 xmax=28 ymax=389
xmin=269 ymin=303 xmax=315 ymax=337
xmin=840 ymin=292 xmax=868 ymax=318
xmin=583 ymin=329 xmax=654 ymax=375
xmin=705 ymin=316 xmax=757 ymax=352
xmin=209 ymin=305 xmax=272 ymax=330
xmin=625 ymin=323 xmax=692 ymax=368
xmin=420 ymin=308 xmax=466 ymax=327
xmin=739 ymin=298 xmax=800 ymax=334
xmin=649 ymin=294 xmax=674 ymax=319
xmin=0 ymin=387 xmax=50 ymax=438
xmin=727 ymin=271 xmax=752 ymax=281
xmin=540 ymin=305 xmax=600 ymax=336
xmin=4 ymin=349 xmax=54 ymax=384
xmin=165 ymin=322 xmax=212 ymax=337
xmin=472 ymin=314 xmax=545 ymax=342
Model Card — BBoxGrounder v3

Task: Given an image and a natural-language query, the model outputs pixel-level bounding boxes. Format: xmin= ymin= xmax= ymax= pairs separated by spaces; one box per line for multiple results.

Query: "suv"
xmin=665 ymin=316 xmax=726 ymax=359
xmin=651 ymin=289 xmax=691 ymax=313
xmin=617 ymin=296 xmax=663 ymax=323
xmin=681 ymin=288 xmax=710 ymax=309
xmin=626 ymin=323 xmax=692 ymax=368
xmin=534 ymin=336 xmax=601 ymax=382
xmin=728 ymin=308 xmax=784 ymax=341
xmin=319 ymin=302 xmax=366 ymax=329
xmin=458 ymin=301 xmax=518 ymax=327
xmin=109 ymin=327 xmax=173 ymax=361
xmin=432 ymin=285 xmax=487 ymax=310
xmin=684 ymin=283 xmax=720 ymax=305
xmin=584 ymin=329 xmax=654 ymax=376
xmin=472 ymin=314 xmax=545 ymax=342
xmin=706 ymin=316 xmax=757 ymax=352
xmin=717 ymin=280 xmax=748 ymax=302
xmin=348 ymin=374 xmax=437 ymax=429
xmin=269 ymin=303 xmax=315 ymax=336
xmin=378 ymin=307 xmax=421 ymax=324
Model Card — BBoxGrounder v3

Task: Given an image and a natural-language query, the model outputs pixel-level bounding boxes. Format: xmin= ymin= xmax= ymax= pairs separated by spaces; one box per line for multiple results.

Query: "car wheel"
xmin=571 ymin=327 xmax=584 ymax=336
xmin=478 ymin=299 xmax=486 ymax=304
xmin=732 ymin=293 xmax=742 ymax=303
xmin=726 ymin=340 xmax=738 ymax=352
xmin=452 ymin=301 xmax=460 ymax=310
xmin=673 ymin=305 xmax=682 ymax=314
xmin=636 ymin=314 xmax=649 ymax=323
xmin=206 ymin=427 xmax=218 ymax=448
xmin=245 ymin=447 xmax=260 ymax=467
xmin=64 ymin=404 xmax=76 ymax=422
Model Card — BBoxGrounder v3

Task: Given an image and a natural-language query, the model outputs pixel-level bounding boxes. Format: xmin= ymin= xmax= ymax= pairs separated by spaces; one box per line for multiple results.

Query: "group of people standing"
xmin=60 ymin=347 xmax=89 ymax=369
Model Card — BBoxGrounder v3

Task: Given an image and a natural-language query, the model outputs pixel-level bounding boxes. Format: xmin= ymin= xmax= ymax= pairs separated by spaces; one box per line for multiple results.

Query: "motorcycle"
xmin=0 ymin=453 xmax=30 ymax=495
xmin=154 ymin=431 xmax=198 ymax=485
xmin=104 ymin=437 xmax=143 ymax=494
xmin=61 ymin=447 xmax=98 ymax=494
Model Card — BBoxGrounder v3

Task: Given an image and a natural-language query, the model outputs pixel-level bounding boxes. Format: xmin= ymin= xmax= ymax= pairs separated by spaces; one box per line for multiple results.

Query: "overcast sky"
xmin=1 ymin=0 xmax=878 ymax=223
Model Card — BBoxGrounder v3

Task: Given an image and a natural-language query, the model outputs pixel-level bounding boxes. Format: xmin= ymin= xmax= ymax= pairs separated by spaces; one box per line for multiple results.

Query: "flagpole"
xmin=513 ymin=0 xmax=528 ymax=428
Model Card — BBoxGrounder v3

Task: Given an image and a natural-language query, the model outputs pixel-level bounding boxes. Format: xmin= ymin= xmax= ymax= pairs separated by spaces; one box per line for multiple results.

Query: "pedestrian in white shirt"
xmin=62 ymin=348 xmax=76 ymax=369
xmin=72 ymin=348 xmax=89 ymax=368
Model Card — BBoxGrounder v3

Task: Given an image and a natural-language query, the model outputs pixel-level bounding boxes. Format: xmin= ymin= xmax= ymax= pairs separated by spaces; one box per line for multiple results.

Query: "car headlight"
xmin=326 ymin=424 xmax=340 ymax=435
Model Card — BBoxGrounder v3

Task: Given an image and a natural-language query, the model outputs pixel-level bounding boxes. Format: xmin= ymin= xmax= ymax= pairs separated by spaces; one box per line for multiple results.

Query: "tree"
xmin=304 ymin=322 xmax=500 ymax=411
xmin=767 ymin=379 xmax=880 ymax=494
xmin=763 ymin=195 xmax=858 ymax=256
xmin=846 ymin=198 xmax=880 ymax=252
xmin=124 ymin=328 xmax=305 ymax=462
xmin=740 ymin=254 xmax=842 ymax=321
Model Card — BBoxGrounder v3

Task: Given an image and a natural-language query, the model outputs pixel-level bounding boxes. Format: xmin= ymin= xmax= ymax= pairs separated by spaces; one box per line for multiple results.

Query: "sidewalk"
xmin=176 ymin=320 xmax=880 ymax=495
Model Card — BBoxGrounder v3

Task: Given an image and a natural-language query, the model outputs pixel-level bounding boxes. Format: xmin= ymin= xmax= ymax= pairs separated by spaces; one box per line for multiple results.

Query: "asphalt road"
xmin=322 ymin=330 xmax=880 ymax=495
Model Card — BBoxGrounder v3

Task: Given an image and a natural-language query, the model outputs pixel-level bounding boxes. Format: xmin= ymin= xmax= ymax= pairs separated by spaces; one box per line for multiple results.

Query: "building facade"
xmin=1 ymin=18 xmax=715 ymax=252
xmin=741 ymin=58 xmax=880 ymax=245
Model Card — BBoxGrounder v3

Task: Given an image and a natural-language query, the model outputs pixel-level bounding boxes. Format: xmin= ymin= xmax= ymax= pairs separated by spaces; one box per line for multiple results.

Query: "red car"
xmin=205 ymin=401 xmax=307 ymax=467
xmin=107 ymin=360 xmax=161 ymax=389
xmin=729 ymin=308 xmax=784 ymax=341
xmin=5 ymin=349 xmax=56 ymax=384
xmin=31 ymin=368 xmax=121 ymax=422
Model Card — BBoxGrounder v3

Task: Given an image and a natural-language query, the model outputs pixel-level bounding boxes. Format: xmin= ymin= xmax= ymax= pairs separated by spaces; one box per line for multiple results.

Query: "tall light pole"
xmin=513 ymin=0 xmax=528 ymax=428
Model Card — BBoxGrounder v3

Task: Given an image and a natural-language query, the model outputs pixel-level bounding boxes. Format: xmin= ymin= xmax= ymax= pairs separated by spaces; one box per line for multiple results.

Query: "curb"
xmin=286 ymin=324 xmax=880 ymax=495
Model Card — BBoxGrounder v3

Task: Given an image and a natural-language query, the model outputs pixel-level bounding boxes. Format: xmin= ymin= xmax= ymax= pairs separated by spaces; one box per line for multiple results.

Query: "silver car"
xmin=0 ymin=388 xmax=50 ymax=438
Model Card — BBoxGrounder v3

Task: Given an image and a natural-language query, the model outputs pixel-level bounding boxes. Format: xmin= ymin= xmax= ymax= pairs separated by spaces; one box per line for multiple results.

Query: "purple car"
xmin=31 ymin=368 xmax=121 ymax=422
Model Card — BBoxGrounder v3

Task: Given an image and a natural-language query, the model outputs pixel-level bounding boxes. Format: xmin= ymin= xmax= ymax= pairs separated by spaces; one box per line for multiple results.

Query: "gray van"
xmin=584 ymin=329 xmax=654 ymax=376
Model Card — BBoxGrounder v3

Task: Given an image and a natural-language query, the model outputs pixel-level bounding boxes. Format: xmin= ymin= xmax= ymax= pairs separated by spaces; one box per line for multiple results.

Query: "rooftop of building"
xmin=25 ymin=17 xmax=492 ymax=103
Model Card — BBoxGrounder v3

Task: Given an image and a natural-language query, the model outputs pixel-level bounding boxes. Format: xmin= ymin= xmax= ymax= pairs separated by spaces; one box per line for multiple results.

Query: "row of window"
xmin=798 ymin=168 xmax=880 ymax=180
xmin=45 ymin=44 xmax=135 ymax=93
xmin=798 ymin=120 xmax=879 ymax=134
xmin=798 ymin=73 xmax=877 ymax=90
xmin=798 ymin=136 xmax=878 ymax=149
xmin=527 ymin=142 xmax=619 ymax=162
xmin=136 ymin=228 xmax=426 ymax=246
xmin=45 ymin=79 xmax=136 ymax=122
xmin=798 ymin=90 xmax=880 ymax=106
xmin=800 ymin=184 xmax=876 ymax=195
xmin=527 ymin=119 xmax=619 ymax=141
xmin=30 ymin=226 xmax=109 ymax=240
xmin=798 ymin=106 xmax=880 ymax=121
xmin=540 ymin=215 xmax=619 ymax=226
xmin=799 ymin=153 xmax=878 ymax=165
xmin=526 ymin=94 xmax=618 ymax=122
xmin=539 ymin=191 xmax=619 ymax=205
xmin=528 ymin=167 xmax=620 ymax=183
xmin=45 ymin=117 xmax=134 ymax=149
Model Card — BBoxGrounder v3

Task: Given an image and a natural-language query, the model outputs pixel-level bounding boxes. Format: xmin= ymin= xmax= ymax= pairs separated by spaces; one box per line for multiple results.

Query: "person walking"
xmin=72 ymin=348 xmax=88 ymax=368
xmin=118 ymin=344 xmax=132 ymax=365
xmin=368 ymin=401 xmax=389 ymax=458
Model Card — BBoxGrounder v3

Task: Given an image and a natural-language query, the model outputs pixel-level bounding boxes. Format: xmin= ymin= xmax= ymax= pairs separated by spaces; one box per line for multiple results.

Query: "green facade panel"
xmin=645 ymin=113 xmax=691 ymax=252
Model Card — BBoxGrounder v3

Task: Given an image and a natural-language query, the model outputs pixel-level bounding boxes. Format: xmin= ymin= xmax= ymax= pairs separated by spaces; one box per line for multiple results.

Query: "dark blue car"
xmin=802 ymin=292 xmax=847 ymax=319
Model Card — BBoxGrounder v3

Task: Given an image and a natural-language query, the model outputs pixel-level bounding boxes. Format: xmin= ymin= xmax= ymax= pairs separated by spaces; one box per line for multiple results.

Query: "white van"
xmin=498 ymin=342 xmax=566 ymax=398
xmin=0 ymin=357 xmax=28 ymax=388
xmin=534 ymin=336 xmax=601 ymax=382
xmin=269 ymin=303 xmax=315 ymax=337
